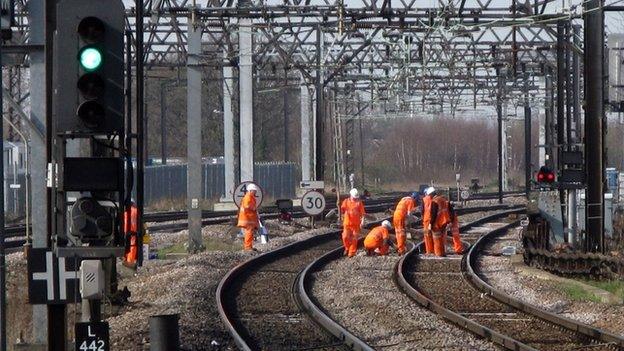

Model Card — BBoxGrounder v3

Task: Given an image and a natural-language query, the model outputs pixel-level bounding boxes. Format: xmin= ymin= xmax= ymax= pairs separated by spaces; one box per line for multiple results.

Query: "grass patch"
xmin=156 ymin=237 xmax=238 ymax=259
xmin=559 ymin=283 xmax=602 ymax=303
xmin=581 ymin=279 xmax=624 ymax=301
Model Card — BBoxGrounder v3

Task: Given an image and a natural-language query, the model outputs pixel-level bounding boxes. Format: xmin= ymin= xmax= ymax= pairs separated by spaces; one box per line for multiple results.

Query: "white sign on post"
xmin=302 ymin=190 xmax=326 ymax=216
xmin=233 ymin=181 xmax=264 ymax=208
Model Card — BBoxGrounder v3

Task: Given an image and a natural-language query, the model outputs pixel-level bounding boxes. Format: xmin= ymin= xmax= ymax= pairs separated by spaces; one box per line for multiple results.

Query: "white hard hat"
xmin=247 ymin=183 xmax=259 ymax=192
xmin=382 ymin=220 xmax=392 ymax=229
xmin=425 ymin=187 xmax=436 ymax=195
xmin=349 ymin=188 xmax=359 ymax=198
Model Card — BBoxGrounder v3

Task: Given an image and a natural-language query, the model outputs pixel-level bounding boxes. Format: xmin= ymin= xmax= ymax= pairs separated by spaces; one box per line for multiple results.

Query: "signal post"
xmin=27 ymin=1 xmax=128 ymax=349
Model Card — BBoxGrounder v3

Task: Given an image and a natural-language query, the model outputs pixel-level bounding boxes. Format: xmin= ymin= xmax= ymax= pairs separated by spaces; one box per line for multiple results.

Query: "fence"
xmin=2 ymin=162 xmax=298 ymax=217
xmin=139 ymin=162 xmax=297 ymax=207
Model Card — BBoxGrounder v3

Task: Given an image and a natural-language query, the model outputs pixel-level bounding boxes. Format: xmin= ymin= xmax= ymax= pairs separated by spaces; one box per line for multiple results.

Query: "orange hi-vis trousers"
xmin=450 ymin=216 xmax=463 ymax=254
xmin=242 ymin=226 xmax=255 ymax=250
xmin=393 ymin=217 xmax=407 ymax=254
xmin=342 ymin=225 xmax=360 ymax=257
xmin=423 ymin=230 xmax=434 ymax=254
xmin=432 ymin=225 xmax=447 ymax=257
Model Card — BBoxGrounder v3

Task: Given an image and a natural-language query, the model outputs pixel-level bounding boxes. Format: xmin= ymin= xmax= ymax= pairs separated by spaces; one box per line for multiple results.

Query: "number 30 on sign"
xmin=302 ymin=190 xmax=326 ymax=216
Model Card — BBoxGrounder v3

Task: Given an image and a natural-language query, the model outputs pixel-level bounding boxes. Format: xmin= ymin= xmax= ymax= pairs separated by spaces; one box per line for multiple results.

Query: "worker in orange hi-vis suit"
xmin=430 ymin=193 xmax=452 ymax=257
xmin=448 ymin=203 xmax=464 ymax=254
xmin=393 ymin=192 xmax=419 ymax=255
xmin=237 ymin=184 xmax=260 ymax=251
xmin=123 ymin=202 xmax=139 ymax=268
xmin=422 ymin=187 xmax=436 ymax=254
xmin=340 ymin=188 xmax=366 ymax=257
xmin=364 ymin=220 xmax=395 ymax=256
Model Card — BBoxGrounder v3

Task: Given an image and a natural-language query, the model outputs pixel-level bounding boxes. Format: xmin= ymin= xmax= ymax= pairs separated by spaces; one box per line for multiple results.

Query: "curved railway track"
xmin=298 ymin=206 xmax=522 ymax=350
xmin=216 ymin=222 xmax=383 ymax=350
xmin=217 ymin=204 xmax=522 ymax=350
xmin=396 ymin=211 xmax=624 ymax=351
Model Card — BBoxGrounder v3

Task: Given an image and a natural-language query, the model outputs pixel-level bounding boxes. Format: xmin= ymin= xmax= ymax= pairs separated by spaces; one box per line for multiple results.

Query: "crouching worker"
xmin=364 ymin=220 xmax=395 ymax=256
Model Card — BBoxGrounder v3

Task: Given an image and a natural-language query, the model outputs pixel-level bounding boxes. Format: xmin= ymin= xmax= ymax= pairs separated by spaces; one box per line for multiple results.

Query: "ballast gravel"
xmin=109 ymin=223 xmax=340 ymax=350
xmin=476 ymin=228 xmax=624 ymax=337
xmin=310 ymin=252 xmax=500 ymax=350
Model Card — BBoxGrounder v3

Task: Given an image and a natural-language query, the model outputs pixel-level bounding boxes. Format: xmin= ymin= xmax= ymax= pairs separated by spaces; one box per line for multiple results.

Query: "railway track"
xmin=298 ymin=206 xmax=522 ymax=350
xmin=217 ymin=204 xmax=523 ymax=350
xmin=4 ymin=191 xmax=519 ymax=254
xmin=216 ymin=219 xmax=388 ymax=350
xmin=396 ymin=211 xmax=624 ymax=351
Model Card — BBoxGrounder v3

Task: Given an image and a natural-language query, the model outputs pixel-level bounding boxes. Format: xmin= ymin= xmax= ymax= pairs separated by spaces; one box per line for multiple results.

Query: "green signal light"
xmin=79 ymin=47 xmax=103 ymax=72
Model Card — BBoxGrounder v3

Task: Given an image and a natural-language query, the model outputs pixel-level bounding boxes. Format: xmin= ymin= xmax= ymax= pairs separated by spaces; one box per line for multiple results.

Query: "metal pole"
xmin=584 ymin=0 xmax=605 ymax=253
xmin=556 ymin=21 xmax=568 ymax=239
xmin=126 ymin=30 xmax=133 ymax=204
xmin=565 ymin=23 xmax=572 ymax=152
xmin=160 ymin=81 xmax=167 ymax=165
xmin=315 ymin=25 xmax=324 ymax=181
xmin=556 ymin=21 xmax=566 ymax=171
xmin=565 ymin=23 xmax=577 ymax=248
xmin=300 ymin=80 xmax=312 ymax=182
xmin=239 ymin=17 xmax=254 ymax=182
xmin=223 ymin=57 xmax=235 ymax=200
xmin=572 ymin=25 xmax=581 ymax=144
xmin=358 ymin=98 xmax=365 ymax=189
xmin=283 ymin=70 xmax=289 ymax=162
xmin=545 ymin=69 xmax=553 ymax=168
xmin=27 ymin=0 xmax=48 ymax=342
xmin=496 ymin=70 xmax=503 ymax=204
xmin=187 ymin=17 xmax=203 ymax=252
xmin=523 ymin=65 xmax=532 ymax=197
xmin=0 ymin=34 xmax=6 ymax=351
xmin=47 ymin=0 xmax=67 ymax=347
xmin=136 ymin=0 xmax=146 ymax=266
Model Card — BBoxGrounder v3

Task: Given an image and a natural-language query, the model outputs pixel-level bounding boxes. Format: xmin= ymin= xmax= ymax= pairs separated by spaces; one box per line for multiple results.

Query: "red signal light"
xmin=537 ymin=166 xmax=555 ymax=184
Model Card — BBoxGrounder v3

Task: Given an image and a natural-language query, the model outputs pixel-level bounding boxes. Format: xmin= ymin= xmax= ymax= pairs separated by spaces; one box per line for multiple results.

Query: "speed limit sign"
xmin=233 ymin=181 xmax=264 ymax=208
xmin=460 ymin=190 xmax=470 ymax=200
xmin=302 ymin=190 xmax=326 ymax=216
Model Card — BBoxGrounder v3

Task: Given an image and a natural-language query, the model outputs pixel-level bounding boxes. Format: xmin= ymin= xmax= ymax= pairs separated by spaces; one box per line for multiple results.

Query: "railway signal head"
xmin=53 ymin=0 xmax=124 ymax=136
xmin=537 ymin=166 xmax=555 ymax=184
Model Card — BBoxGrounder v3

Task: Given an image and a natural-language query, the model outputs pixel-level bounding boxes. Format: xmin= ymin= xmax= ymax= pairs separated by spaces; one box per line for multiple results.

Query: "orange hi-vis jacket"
xmin=364 ymin=225 xmax=390 ymax=248
xmin=431 ymin=195 xmax=451 ymax=231
xmin=123 ymin=204 xmax=138 ymax=234
xmin=340 ymin=197 xmax=366 ymax=228
xmin=393 ymin=196 xmax=416 ymax=227
xmin=422 ymin=195 xmax=433 ymax=228
xmin=237 ymin=192 xmax=259 ymax=228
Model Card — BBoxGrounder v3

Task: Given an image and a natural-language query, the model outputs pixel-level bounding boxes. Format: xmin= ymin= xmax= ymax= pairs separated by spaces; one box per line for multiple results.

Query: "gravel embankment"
xmin=109 ymin=220 xmax=339 ymax=350
xmin=477 ymin=228 xmax=624 ymax=336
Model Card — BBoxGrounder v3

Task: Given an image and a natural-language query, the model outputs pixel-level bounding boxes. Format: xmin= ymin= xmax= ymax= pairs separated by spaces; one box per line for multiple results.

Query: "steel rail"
xmin=296 ymin=206 xmax=524 ymax=351
xmin=395 ymin=211 xmax=539 ymax=351
xmin=215 ymin=228 xmax=351 ymax=350
xmin=466 ymin=224 xmax=624 ymax=349
xmin=4 ymin=194 xmax=521 ymax=254
xmin=217 ymin=204 xmax=521 ymax=350
xmin=396 ymin=209 xmax=624 ymax=350
xmin=296 ymin=223 xmax=382 ymax=351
